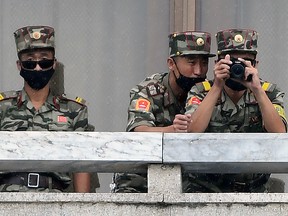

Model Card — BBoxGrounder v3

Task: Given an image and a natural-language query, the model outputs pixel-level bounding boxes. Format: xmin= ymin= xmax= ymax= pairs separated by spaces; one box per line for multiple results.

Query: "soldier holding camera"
xmin=112 ymin=31 xmax=216 ymax=193
xmin=184 ymin=29 xmax=287 ymax=192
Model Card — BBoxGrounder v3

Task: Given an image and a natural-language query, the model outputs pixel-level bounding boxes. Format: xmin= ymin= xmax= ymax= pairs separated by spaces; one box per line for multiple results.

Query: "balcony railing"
xmin=0 ymin=131 xmax=288 ymax=216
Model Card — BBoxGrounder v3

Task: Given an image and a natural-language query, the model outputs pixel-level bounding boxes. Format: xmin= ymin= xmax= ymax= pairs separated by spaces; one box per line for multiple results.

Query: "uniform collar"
xmin=244 ymin=89 xmax=258 ymax=104
xmin=18 ymin=88 xmax=57 ymax=110
xmin=221 ymin=89 xmax=257 ymax=106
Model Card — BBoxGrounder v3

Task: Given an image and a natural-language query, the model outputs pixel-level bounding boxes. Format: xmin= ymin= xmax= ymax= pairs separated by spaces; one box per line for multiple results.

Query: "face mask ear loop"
xmin=172 ymin=58 xmax=184 ymax=79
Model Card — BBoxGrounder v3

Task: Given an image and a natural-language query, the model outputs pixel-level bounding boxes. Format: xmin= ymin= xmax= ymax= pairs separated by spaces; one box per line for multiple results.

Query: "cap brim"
xmin=179 ymin=53 xmax=216 ymax=58
xmin=218 ymin=50 xmax=257 ymax=55
xmin=206 ymin=54 xmax=216 ymax=57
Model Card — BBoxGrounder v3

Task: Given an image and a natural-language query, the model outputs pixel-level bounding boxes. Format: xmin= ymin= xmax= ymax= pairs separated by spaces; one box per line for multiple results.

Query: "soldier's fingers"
xmin=238 ymin=57 xmax=252 ymax=67
xmin=214 ymin=68 xmax=230 ymax=78
xmin=174 ymin=125 xmax=188 ymax=132
xmin=175 ymin=114 xmax=189 ymax=121
xmin=216 ymin=57 xmax=232 ymax=66
xmin=173 ymin=120 xmax=188 ymax=127
xmin=186 ymin=114 xmax=192 ymax=122
xmin=214 ymin=63 xmax=230 ymax=73
xmin=215 ymin=73 xmax=230 ymax=81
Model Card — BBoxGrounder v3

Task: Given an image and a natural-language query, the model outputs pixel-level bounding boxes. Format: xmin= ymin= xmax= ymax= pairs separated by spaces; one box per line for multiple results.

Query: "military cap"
xmin=14 ymin=25 xmax=55 ymax=53
xmin=169 ymin=31 xmax=215 ymax=57
xmin=216 ymin=29 xmax=258 ymax=55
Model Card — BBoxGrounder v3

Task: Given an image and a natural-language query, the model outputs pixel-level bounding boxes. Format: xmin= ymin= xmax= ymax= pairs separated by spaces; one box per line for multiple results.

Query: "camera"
xmin=230 ymin=59 xmax=246 ymax=80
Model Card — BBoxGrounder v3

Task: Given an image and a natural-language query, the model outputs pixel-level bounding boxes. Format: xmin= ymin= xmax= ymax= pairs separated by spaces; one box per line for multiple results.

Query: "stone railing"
xmin=0 ymin=131 xmax=288 ymax=216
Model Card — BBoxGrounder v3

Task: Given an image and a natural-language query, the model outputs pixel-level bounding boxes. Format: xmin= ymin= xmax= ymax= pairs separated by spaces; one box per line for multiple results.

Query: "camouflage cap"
xmin=216 ymin=29 xmax=258 ymax=55
xmin=169 ymin=31 xmax=215 ymax=57
xmin=14 ymin=26 xmax=55 ymax=53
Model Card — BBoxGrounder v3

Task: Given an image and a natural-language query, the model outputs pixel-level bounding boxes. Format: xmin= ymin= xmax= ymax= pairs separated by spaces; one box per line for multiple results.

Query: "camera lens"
xmin=230 ymin=61 xmax=245 ymax=79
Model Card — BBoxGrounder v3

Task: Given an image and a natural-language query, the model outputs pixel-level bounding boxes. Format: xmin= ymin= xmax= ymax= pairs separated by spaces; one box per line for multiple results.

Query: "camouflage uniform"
xmin=0 ymin=25 xmax=93 ymax=192
xmin=0 ymin=89 xmax=88 ymax=192
xmin=0 ymin=90 xmax=88 ymax=131
xmin=126 ymin=73 xmax=185 ymax=131
xmin=113 ymin=72 xmax=183 ymax=192
xmin=184 ymin=29 xmax=287 ymax=192
xmin=112 ymin=31 xmax=215 ymax=193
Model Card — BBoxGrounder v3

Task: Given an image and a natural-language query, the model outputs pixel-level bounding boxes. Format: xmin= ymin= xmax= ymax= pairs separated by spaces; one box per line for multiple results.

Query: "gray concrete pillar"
xmin=148 ymin=164 xmax=182 ymax=193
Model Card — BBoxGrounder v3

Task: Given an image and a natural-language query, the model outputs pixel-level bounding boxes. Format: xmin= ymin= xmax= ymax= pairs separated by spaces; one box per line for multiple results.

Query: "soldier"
xmin=112 ymin=31 xmax=215 ymax=193
xmin=0 ymin=25 xmax=92 ymax=192
xmin=185 ymin=28 xmax=287 ymax=192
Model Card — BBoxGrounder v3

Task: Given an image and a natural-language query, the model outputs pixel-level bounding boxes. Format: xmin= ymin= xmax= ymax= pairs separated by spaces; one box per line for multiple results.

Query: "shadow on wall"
xmin=50 ymin=61 xmax=65 ymax=95
xmin=49 ymin=61 xmax=100 ymax=192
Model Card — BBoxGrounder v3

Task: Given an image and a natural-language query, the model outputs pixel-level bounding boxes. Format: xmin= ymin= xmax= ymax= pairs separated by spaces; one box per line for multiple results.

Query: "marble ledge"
xmin=1 ymin=132 xmax=288 ymax=173
xmin=0 ymin=131 xmax=162 ymax=172
xmin=163 ymin=133 xmax=288 ymax=173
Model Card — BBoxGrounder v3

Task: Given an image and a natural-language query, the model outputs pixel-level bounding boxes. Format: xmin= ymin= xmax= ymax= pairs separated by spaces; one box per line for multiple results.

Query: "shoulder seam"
xmin=261 ymin=81 xmax=276 ymax=92
xmin=58 ymin=94 xmax=86 ymax=106
xmin=195 ymin=80 xmax=212 ymax=92
xmin=0 ymin=91 xmax=18 ymax=101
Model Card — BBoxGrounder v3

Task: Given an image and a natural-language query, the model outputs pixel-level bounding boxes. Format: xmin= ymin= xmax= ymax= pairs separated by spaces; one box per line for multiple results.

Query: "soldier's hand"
xmin=173 ymin=114 xmax=191 ymax=132
xmin=236 ymin=57 xmax=261 ymax=92
xmin=213 ymin=54 xmax=231 ymax=88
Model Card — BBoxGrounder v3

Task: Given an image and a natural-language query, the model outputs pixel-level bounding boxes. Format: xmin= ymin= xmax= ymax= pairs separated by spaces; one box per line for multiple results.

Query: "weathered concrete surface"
xmin=164 ymin=133 xmax=288 ymax=173
xmin=0 ymin=131 xmax=162 ymax=173
xmin=0 ymin=132 xmax=287 ymax=215
xmin=0 ymin=193 xmax=288 ymax=216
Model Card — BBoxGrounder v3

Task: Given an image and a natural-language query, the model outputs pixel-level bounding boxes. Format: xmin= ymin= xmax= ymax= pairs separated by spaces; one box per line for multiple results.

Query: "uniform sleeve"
xmin=0 ymin=91 xmax=18 ymax=129
xmin=126 ymin=85 xmax=156 ymax=132
xmin=73 ymin=105 xmax=89 ymax=131
xmin=185 ymin=85 xmax=206 ymax=115
xmin=269 ymin=87 xmax=287 ymax=129
xmin=0 ymin=103 xmax=3 ymax=127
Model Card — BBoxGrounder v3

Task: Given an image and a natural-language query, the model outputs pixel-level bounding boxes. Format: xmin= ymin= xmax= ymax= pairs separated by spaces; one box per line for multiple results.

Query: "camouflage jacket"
xmin=126 ymin=72 xmax=185 ymax=131
xmin=185 ymin=80 xmax=287 ymax=132
xmin=0 ymin=89 xmax=89 ymax=185
xmin=184 ymin=80 xmax=287 ymax=192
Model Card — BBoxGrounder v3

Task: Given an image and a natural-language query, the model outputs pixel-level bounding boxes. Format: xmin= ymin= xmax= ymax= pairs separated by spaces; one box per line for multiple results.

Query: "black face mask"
xmin=20 ymin=68 xmax=55 ymax=90
xmin=176 ymin=73 xmax=205 ymax=92
xmin=225 ymin=78 xmax=246 ymax=91
xmin=172 ymin=58 xmax=206 ymax=92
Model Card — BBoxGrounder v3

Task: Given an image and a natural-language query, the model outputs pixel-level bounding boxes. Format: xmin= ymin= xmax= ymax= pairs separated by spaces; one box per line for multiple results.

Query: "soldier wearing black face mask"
xmin=171 ymin=57 xmax=206 ymax=92
xmin=169 ymin=32 xmax=215 ymax=93
xmin=112 ymin=31 xmax=216 ymax=193
xmin=185 ymin=29 xmax=287 ymax=193
xmin=0 ymin=26 xmax=97 ymax=193
xmin=19 ymin=56 xmax=55 ymax=90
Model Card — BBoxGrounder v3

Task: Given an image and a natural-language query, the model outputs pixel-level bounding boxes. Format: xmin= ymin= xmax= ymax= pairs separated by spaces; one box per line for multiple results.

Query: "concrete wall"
xmin=0 ymin=132 xmax=287 ymax=215
xmin=1 ymin=193 xmax=288 ymax=216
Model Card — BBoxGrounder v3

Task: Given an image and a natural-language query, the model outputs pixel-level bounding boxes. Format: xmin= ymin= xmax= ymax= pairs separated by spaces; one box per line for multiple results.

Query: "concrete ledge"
xmin=1 ymin=193 xmax=288 ymax=216
xmin=164 ymin=133 xmax=288 ymax=173
xmin=164 ymin=193 xmax=288 ymax=203
xmin=3 ymin=192 xmax=288 ymax=204
xmin=0 ymin=131 xmax=162 ymax=172
xmin=0 ymin=193 xmax=164 ymax=203
xmin=0 ymin=132 xmax=288 ymax=215
xmin=2 ymin=132 xmax=288 ymax=173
